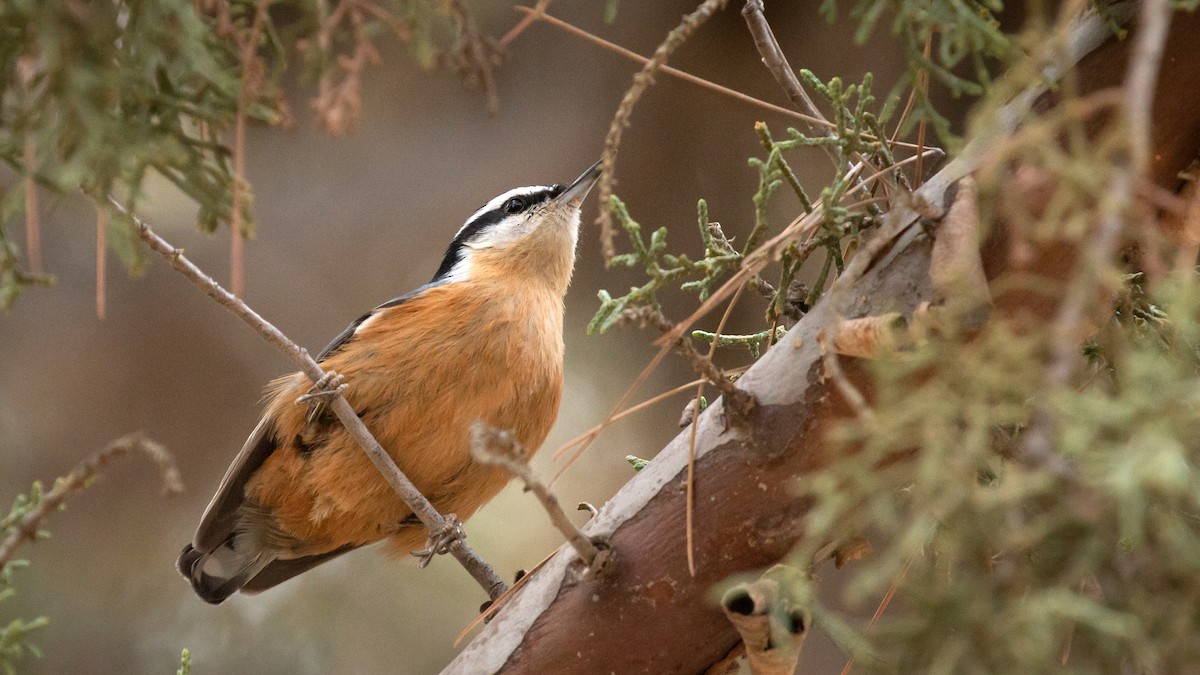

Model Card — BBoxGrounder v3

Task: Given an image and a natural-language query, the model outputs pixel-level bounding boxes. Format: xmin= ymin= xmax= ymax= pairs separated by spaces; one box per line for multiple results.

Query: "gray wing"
xmin=192 ymin=416 xmax=278 ymax=552
xmin=191 ymin=282 xmax=444 ymax=552
xmin=240 ymin=544 xmax=360 ymax=594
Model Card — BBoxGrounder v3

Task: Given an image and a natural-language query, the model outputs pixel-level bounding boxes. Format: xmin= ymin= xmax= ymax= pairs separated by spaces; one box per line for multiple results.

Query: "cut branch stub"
xmin=720 ymin=565 xmax=811 ymax=675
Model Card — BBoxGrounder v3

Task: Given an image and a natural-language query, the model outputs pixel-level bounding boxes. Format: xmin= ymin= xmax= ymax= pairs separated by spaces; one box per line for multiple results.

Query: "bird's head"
xmin=432 ymin=161 xmax=601 ymax=294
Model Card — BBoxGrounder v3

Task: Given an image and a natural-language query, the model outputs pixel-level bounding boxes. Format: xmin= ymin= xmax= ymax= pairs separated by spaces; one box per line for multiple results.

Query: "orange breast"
xmin=245 ymin=280 xmax=565 ymax=555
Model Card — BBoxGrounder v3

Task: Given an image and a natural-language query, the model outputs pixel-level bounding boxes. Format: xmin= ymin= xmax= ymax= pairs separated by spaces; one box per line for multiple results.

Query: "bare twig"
xmin=1126 ymin=0 xmax=1172 ymax=181
xmin=597 ymin=0 xmax=730 ymax=261
xmin=554 ymin=377 xmax=708 ymax=459
xmin=649 ymin=309 xmax=755 ymax=420
xmin=107 ymin=198 xmax=508 ymax=601
xmin=1020 ymin=0 xmax=1173 ymax=479
xmin=741 ymin=0 xmax=887 ymax=200
xmin=96 ymin=206 xmax=107 ymax=320
xmin=514 ymin=6 xmax=923 ymax=152
xmin=500 ymin=0 xmax=553 ymax=46
xmin=446 ymin=0 xmax=502 ymax=115
xmin=913 ymin=34 xmax=933 ymax=186
xmin=229 ymin=0 xmax=270 ymax=298
xmin=740 ymin=0 xmax=826 ymax=137
xmin=0 ymin=432 xmax=183 ymax=569
xmin=22 ymin=137 xmax=41 ymax=276
xmin=18 ymin=54 xmax=42 ymax=277
xmin=840 ymin=550 xmax=916 ymax=675
xmin=551 ymin=341 xmax=673 ymax=484
xmin=470 ymin=423 xmax=606 ymax=571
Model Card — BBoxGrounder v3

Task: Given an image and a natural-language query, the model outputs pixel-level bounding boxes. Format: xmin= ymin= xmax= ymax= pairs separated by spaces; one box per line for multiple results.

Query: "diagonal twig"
xmin=511 ymin=6 xmax=923 ymax=152
xmin=1019 ymin=0 xmax=1173 ymax=480
xmin=596 ymin=0 xmax=731 ymax=261
xmin=741 ymin=0 xmax=884 ymax=187
xmin=470 ymin=422 xmax=607 ymax=571
xmin=740 ymin=0 xmax=828 ymax=137
xmin=107 ymin=198 xmax=509 ymax=602
xmin=0 ymin=432 xmax=183 ymax=569
xmin=499 ymin=0 xmax=553 ymax=46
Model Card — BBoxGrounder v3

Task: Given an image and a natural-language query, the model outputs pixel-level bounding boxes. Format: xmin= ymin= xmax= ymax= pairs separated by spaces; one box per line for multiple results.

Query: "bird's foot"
xmin=412 ymin=514 xmax=465 ymax=568
xmin=295 ymin=371 xmax=348 ymax=422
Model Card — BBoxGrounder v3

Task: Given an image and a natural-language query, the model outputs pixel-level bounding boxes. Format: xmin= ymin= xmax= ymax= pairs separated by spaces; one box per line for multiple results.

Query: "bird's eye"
xmin=503 ymin=197 xmax=527 ymax=214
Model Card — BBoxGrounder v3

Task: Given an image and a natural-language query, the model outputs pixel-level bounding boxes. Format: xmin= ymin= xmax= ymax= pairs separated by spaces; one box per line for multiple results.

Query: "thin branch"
xmin=913 ymin=34 xmax=933 ymax=186
xmin=22 ymin=136 xmax=41 ymax=276
xmin=840 ymin=549 xmax=916 ymax=675
xmin=515 ymin=6 xmax=923 ymax=152
xmin=1126 ymin=0 xmax=1172 ymax=180
xmin=551 ymin=341 xmax=673 ymax=485
xmin=741 ymin=0 xmax=884 ymax=198
xmin=107 ymin=198 xmax=509 ymax=601
xmin=740 ymin=0 xmax=828 ymax=137
xmin=597 ymin=0 xmax=730 ymax=261
xmin=470 ymin=423 xmax=605 ymax=569
xmin=96 ymin=205 xmax=107 ymax=320
xmin=0 ymin=432 xmax=183 ymax=569
xmin=1020 ymin=0 xmax=1173 ymax=480
xmin=499 ymin=0 xmax=553 ymax=46
xmin=229 ymin=0 xmax=270 ymax=298
xmin=553 ymin=376 xmax=709 ymax=458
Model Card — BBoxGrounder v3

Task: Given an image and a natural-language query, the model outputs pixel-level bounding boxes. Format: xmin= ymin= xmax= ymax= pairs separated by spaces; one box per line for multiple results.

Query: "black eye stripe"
xmin=429 ymin=184 xmax=566 ymax=282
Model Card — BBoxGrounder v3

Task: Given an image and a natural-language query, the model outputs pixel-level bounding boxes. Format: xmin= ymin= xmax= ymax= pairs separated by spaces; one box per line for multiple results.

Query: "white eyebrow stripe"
xmin=456 ymin=185 xmax=555 ymax=238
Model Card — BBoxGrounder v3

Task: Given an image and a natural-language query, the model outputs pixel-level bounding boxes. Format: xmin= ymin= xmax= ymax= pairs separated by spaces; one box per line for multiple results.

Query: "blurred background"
xmin=0 ymin=1 xmax=947 ymax=672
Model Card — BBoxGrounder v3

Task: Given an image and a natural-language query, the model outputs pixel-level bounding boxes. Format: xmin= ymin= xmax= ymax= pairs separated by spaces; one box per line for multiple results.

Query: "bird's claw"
xmin=296 ymin=371 xmax=348 ymax=422
xmin=296 ymin=371 xmax=348 ymax=404
xmin=412 ymin=514 xmax=465 ymax=568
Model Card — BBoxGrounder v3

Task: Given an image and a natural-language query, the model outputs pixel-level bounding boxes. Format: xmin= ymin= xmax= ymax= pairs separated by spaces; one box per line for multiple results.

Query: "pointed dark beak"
xmin=555 ymin=160 xmax=602 ymax=205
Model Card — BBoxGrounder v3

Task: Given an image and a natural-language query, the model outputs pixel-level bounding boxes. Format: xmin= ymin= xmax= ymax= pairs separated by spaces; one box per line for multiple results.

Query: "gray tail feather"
xmin=240 ymin=544 xmax=359 ymax=594
xmin=177 ymin=538 xmax=275 ymax=604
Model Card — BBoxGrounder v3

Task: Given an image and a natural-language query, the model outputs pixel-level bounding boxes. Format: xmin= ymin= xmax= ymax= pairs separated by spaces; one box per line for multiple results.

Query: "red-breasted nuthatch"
xmin=178 ymin=161 xmax=601 ymax=603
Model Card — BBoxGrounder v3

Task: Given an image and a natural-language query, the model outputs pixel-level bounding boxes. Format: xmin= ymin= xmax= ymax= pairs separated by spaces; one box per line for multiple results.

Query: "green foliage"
xmin=0 ymin=0 xmax=251 ymax=308
xmin=592 ymin=70 xmax=902 ymax=354
xmin=604 ymin=0 xmax=620 ymax=24
xmin=821 ymin=0 xmax=1015 ymax=147
xmin=1 ymin=482 xmax=52 ymax=674
xmin=589 ymin=2 xmax=1200 ymax=670
xmin=0 ymin=0 xmax=495 ymax=310
xmin=588 ymin=196 xmax=719 ymax=334
xmin=790 ymin=270 xmax=1200 ymax=672
xmin=625 ymin=455 xmax=649 ymax=472
xmin=177 ymin=648 xmax=191 ymax=675
xmin=691 ymin=326 xmax=787 ymax=358
xmin=776 ymin=29 xmax=1200 ymax=668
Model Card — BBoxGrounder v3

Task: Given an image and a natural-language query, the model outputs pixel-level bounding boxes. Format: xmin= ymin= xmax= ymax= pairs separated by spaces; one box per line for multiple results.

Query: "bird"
xmin=177 ymin=161 xmax=601 ymax=603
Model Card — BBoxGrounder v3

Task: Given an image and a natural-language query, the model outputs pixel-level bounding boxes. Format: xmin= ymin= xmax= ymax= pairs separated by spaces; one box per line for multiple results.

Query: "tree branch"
xmin=1020 ymin=0 xmax=1174 ymax=479
xmin=0 ymin=432 xmax=183 ymax=569
xmin=596 ymin=0 xmax=731 ymax=261
xmin=440 ymin=4 xmax=1196 ymax=671
xmin=107 ymin=198 xmax=509 ymax=602
xmin=470 ymin=423 xmax=608 ymax=573
xmin=740 ymin=0 xmax=827 ymax=138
